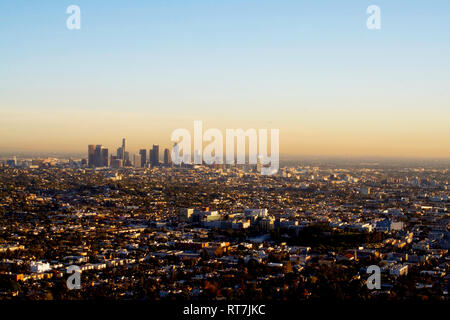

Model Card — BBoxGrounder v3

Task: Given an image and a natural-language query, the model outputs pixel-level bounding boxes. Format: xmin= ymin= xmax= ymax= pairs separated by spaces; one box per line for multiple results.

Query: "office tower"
xmin=164 ymin=148 xmax=170 ymax=165
xmin=153 ymin=145 xmax=159 ymax=166
xmin=101 ymin=148 xmax=109 ymax=167
xmin=139 ymin=149 xmax=147 ymax=168
xmin=110 ymin=158 xmax=123 ymax=169
xmin=121 ymin=138 xmax=126 ymax=161
xmin=133 ymin=154 xmax=142 ymax=168
xmin=115 ymin=138 xmax=126 ymax=167
xmin=150 ymin=145 xmax=159 ymax=167
xmin=149 ymin=149 xmax=154 ymax=167
xmin=124 ymin=151 xmax=130 ymax=166
xmin=88 ymin=145 xmax=95 ymax=168
xmin=94 ymin=145 xmax=103 ymax=167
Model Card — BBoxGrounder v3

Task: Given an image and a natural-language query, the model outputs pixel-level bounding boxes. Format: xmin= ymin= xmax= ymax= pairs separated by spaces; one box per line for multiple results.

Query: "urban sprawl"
xmin=0 ymin=140 xmax=448 ymax=301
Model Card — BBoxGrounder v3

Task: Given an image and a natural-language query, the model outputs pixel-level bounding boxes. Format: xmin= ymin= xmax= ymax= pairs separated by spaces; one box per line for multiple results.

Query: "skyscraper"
xmin=139 ymin=149 xmax=147 ymax=168
xmin=88 ymin=145 xmax=95 ymax=168
xmin=150 ymin=145 xmax=159 ymax=167
xmin=102 ymin=148 xmax=109 ymax=167
xmin=149 ymin=149 xmax=154 ymax=167
xmin=94 ymin=145 xmax=103 ymax=167
xmin=110 ymin=158 xmax=123 ymax=169
xmin=164 ymin=148 xmax=170 ymax=166
xmin=133 ymin=154 xmax=142 ymax=168
xmin=88 ymin=144 xmax=109 ymax=168
xmin=124 ymin=151 xmax=130 ymax=167
xmin=116 ymin=138 xmax=127 ymax=167
xmin=121 ymin=138 xmax=126 ymax=161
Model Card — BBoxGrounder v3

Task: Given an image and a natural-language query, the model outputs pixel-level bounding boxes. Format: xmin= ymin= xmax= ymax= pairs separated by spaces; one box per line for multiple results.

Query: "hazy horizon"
xmin=1 ymin=149 xmax=449 ymax=165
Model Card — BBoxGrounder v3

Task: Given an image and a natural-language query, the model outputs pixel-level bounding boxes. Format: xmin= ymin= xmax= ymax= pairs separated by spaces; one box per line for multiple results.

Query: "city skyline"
xmin=1 ymin=132 xmax=450 ymax=161
xmin=86 ymin=138 xmax=172 ymax=168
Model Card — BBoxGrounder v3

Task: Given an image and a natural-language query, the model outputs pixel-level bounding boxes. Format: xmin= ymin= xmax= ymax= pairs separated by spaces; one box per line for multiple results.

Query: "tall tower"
xmin=133 ymin=154 xmax=142 ymax=168
xmin=101 ymin=148 xmax=109 ymax=167
xmin=139 ymin=149 xmax=147 ymax=168
xmin=121 ymin=138 xmax=126 ymax=162
xmin=151 ymin=145 xmax=159 ymax=167
xmin=94 ymin=145 xmax=103 ymax=167
xmin=88 ymin=145 xmax=95 ymax=168
xmin=164 ymin=148 xmax=170 ymax=166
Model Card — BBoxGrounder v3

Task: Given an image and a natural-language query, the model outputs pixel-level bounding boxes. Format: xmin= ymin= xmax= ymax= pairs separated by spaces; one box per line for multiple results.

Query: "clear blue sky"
xmin=1 ymin=1 xmax=449 ymax=157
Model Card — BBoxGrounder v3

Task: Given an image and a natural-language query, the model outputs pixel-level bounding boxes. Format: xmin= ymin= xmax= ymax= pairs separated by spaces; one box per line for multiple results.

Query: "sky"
xmin=0 ymin=0 xmax=449 ymax=158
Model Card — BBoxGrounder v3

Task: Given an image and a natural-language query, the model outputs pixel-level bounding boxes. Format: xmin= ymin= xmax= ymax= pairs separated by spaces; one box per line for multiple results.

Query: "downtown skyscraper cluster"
xmin=88 ymin=145 xmax=109 ymax=168
xmin=88 ymin=139 xmax=171 ymax=169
